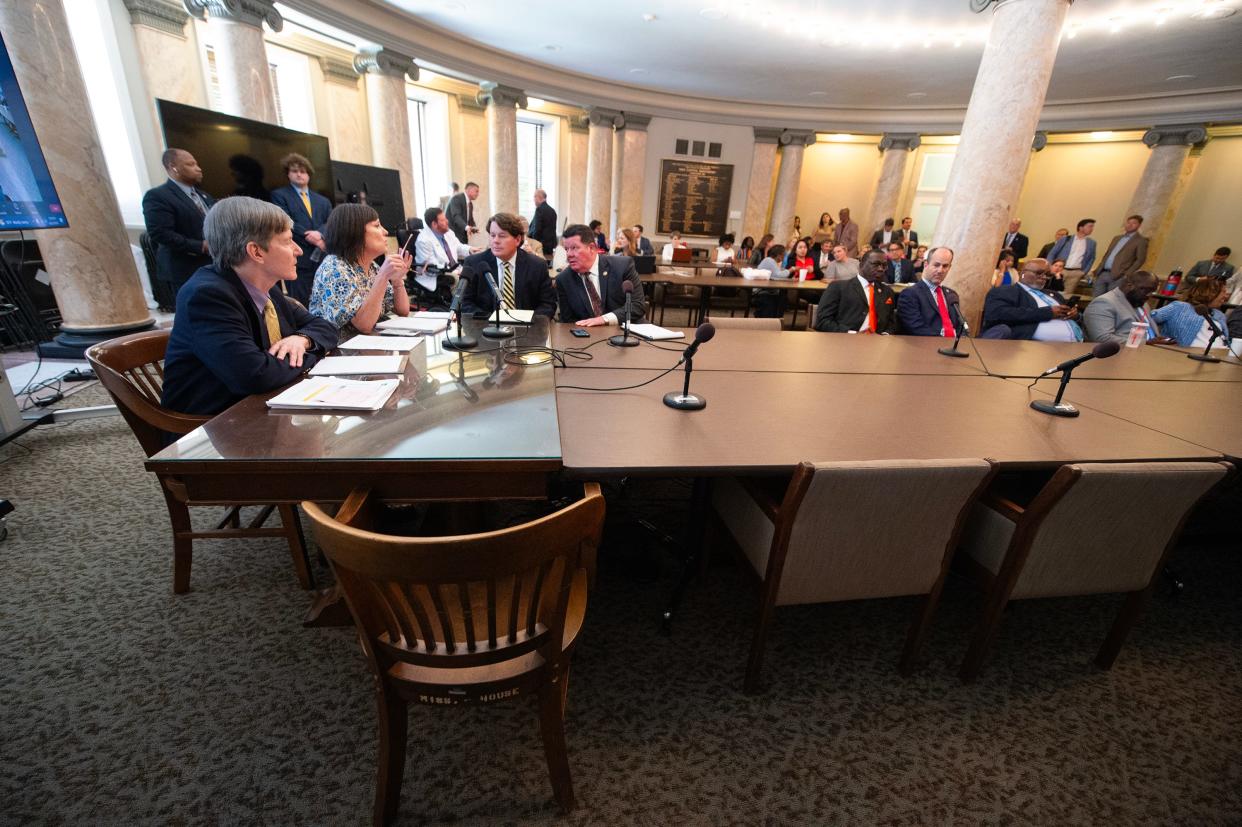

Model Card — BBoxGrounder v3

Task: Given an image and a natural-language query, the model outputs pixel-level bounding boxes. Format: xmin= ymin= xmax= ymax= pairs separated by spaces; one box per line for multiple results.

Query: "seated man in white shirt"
xmin=414 ymin=206 xmax=474 ymax=275
xmin=981 ymin=257 xmax=1083 ymax=341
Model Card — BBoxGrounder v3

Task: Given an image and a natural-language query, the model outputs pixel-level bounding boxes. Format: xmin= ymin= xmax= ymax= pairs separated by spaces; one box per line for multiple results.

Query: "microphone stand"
xmin=1030 ymin=365 xmax=1081 ymax=418
xmin=442 ymin=276 xmax=477 ymax=351
xmin=608 ymin=289 xmax=639 ymax=348
xmin=938 ymin=301 xmax=970 ymax=358
xmin=1187 ymin=318 xmax=1223 ymax=364
xmin=663 ymin=354 xmax=706 ymax=410
xmin=480 ymin=272 xmax=514 ymax=340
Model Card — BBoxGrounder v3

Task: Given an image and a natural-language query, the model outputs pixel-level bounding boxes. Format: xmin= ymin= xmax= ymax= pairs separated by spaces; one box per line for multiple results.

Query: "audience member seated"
xmin=309 ymin=204 xmax=412 ymax=335
xmin=460 ymin=212 xmax=557 ymax=318
xmin=748 ymin=233 xmax=775 ymax=267
xmin=738 ymin=235 xmax=755 ymax=264
xmin=991 ymin=249 xmax=1018 ymax=287
xmin=896 ymin=247 xmax=964 ymax=338
xmin=814 ymin=250 xmax=898 ymax=334
xmin=811 ymin=212 xmax=835 ymax=248
xmin=1183 ymin=246 xmax=1235 ymax=289
xmin=822 ymin=244 xmax=860 ymax=281
xmin=981 ymin=257 xmax=1083 ymax=341
xmin=613 ymin=227 xmax=638 ymax=256
xmin=884 ymin=242 xmax=915 ymax=284
xmin=661 ymin=231 xmax=689 ymax=261
xmin=1082 ymin=270 xmax=1173 ymax=345
xmin=633 ymin=224 xmax=655 ymax=256
xmin=1150 ymin=277 xmax=1232 ymax=348
xmin=715 ymin=233 xmax=736 ymax=264
xmin=752 ymin=243 xmax=790 ymax=318
xmin=911 ymin=244 xmax=929 ymax=277
xmin=556 ymin=224 xmax=646 ymax=326
xmin=1048 ymin=218 xmax=1097 ymax=295
xmin=1227 ymin=307 xmax=1242 ymax=341
xmin=1037 ymin=227 xmax=1068 ymax=260
xmin=782 ymin=236 xmax=813 ymax=268
xmin=414 ymin=206 xmax=473 ymax=272
xmin=786 ymin=238 xmax=820 ymax=280
xmin=1045 ymin=259 xmax=1067 ymax=292
xmin=161 ymin=197 xmax=337 ymax=417
xmin=589 ymin=219 xmax=608 ymax=251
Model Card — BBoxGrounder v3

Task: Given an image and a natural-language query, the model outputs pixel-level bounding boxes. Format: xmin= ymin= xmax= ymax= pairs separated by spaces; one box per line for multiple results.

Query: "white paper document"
xmin=266 ymin=377 xmax=400 ymax=411
xmin=627 ymin=324 xmax=685 ymax=341
xmin=414 ymin=310 xmax=453 ymax=320
xmin=338 ymin=335 xmax=425 ymax=352
xmin=494 ymin=308 xmax=535 ymax=324
xmin=308 ymin=355 xmax=407 ymax=376
xmin=375 ymin=316 xmax=450 ymax=333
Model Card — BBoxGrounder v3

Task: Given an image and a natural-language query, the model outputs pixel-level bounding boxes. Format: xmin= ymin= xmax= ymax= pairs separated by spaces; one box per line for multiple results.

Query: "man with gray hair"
xmin=161 ymin=196 xmax=338 ymax=418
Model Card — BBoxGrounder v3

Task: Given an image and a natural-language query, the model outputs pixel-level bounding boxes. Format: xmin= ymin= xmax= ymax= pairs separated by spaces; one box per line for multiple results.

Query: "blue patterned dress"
xmin=308 ymin=254 xmax=394 ymax=333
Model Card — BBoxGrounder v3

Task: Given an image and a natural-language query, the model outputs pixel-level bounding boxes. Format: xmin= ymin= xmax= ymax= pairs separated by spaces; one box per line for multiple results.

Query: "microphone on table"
xmin=938 ymin=294 xmax=970 ymax=358
xmin=664 ymin=322 xmax=716 ymax=411
xmin=1030 ymin=340 xmax=1121 ymax=418
xmin=479 ymin=270 xmax=514 ymax=340
xmin=442 ymin=276 xmax=478 ymax=351
xmin=1187 ymin=304 xmax=1223 ymax=364
xmin=608 ymin=281 xmax=639 ymax=348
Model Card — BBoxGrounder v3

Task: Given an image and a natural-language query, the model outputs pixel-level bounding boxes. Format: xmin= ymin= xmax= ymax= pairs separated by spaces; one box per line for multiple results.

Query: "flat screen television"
xmin=0 ymin=31 xmax=69 ymax=230
xmin=331 ymin=160 xmax=405 ymax=233
xmin=156 ymin=99 xmax=332 ymax=204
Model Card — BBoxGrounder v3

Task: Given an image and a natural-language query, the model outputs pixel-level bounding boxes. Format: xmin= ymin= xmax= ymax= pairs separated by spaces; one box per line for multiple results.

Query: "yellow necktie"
xmin=299 ymin=191 xmax=312 ymax=219
xmin=263 ymin=299 xmax=282 ymax=345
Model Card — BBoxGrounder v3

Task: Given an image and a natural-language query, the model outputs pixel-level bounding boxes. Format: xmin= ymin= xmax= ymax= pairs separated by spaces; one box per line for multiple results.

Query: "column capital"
xmin=1142 ymin=124 xmax=1208 ymax=147
xmin=182 ymin=0 xmax=282 ymax=30
xmin=587 ymin=106 xmax=624 ymax=127
xmin=567 ymin=111 xmax=590 ymax=133
xmin=878 ymin=132 xmax=921 ymax=152
xmin=124 ymin=0 xmax=190 ymax=36
xmin=753 ymin=126 xmax=785 ymax=144
xmin=1031 ymin=131 xmax=1048 ymax=151
xmin=477 ymin=82 xmax=527 ymax=109
xmin=779 ymin=129 xmax=816 ymax=147
xmin=319 ymin=55 xmax=358 ymax=86
xmin=617 ymin=112 xmax=652 ymax=131
xmin=354 ymin=46 xmax=418 ymax=81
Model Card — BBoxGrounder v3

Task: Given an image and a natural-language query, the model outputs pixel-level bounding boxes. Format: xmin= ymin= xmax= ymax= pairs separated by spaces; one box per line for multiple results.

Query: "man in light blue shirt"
xmin=1091 ymin=214 xmax=1149 ymax=297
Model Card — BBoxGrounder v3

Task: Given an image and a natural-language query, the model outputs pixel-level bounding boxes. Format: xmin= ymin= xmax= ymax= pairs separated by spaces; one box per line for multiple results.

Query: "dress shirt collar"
xmin=240 ymin=278 xmax=272 ymax=316
xmin=856 ymin=275 xmax=872 ymax=292
xmin=169 ymin=177 xmax=197 ymax=198
xmin=1018 ymin=282 xmax=1053 ymax=305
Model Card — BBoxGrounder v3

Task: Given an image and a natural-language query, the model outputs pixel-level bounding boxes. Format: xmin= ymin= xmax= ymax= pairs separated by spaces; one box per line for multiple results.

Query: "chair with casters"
xmin=957 ymin=460 xmax=1232 ymax=683
xmin=712 ymin=458 xmax=996 ymax=693
xmin=301 ymin=482 xmax=605 ymax=824
xmin=86 ymin=329 xmax=315 ymax=594
xmin=704 ymin=315 xmax=782 ymax=331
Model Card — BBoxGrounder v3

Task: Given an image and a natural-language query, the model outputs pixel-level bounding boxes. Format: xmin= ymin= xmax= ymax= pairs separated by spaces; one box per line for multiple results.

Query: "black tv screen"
xmin=331 ymin=160 xmax=406 ymax=233
xmin=156 ymin=99 xmax=332 ymax=204
xmin=0 ymin=31 xmax=69 ymax=230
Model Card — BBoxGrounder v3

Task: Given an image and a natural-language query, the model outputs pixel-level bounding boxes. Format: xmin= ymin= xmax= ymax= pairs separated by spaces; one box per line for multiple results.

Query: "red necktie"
xmin=934 ymin=286 xmax=954 ymax=338
xmin=581 ymin=274 xmax=604 ymax=317
xmin=867 ymin=283 xmax=877 ymax=333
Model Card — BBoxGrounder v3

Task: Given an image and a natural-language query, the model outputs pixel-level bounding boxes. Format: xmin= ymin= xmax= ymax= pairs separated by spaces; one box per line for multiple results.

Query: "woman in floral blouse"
xmin=309 ymin=204 xmax=411 ymax=334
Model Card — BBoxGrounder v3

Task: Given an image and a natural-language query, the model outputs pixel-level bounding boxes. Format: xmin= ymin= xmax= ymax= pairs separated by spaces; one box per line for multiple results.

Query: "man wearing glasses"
xmin=981 ymin=257 xmax=1083 ymax=341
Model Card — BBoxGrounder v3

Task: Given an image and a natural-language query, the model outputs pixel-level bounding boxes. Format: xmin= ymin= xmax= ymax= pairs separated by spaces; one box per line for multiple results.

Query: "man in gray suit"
xmin=1090 ymin=214 xmax=1149 ymax=297
xmin=445 ymin=181 xmax=479 ymax=243
xmin=1083 ymin=271 xmax=1173 ymax=345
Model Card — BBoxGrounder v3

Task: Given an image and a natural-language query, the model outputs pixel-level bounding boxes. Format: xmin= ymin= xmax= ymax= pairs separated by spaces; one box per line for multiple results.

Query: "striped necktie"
xmin=262 ymin=299 xmax=282 ymax=345
xmin=501 ymin=260 xmax=516 ymax=309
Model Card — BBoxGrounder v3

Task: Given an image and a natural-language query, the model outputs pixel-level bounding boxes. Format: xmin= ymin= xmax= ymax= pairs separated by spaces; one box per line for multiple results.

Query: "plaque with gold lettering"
xmin=656 ymin=159 xmax=733 ymax=238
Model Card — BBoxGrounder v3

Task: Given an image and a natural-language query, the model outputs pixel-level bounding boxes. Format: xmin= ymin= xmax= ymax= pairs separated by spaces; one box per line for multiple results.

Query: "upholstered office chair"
xmin=86 ymin=329 xmax=315 ymax=593
xmin=957 ymin=461 xmax=1231 ymax=682
xmin=712 ymin=459 xmax=995 ymax=693
xmin=704 ymin=315 xmax=781 ymax=331
xmin=302 ymin=483 xmax=605 ymax=824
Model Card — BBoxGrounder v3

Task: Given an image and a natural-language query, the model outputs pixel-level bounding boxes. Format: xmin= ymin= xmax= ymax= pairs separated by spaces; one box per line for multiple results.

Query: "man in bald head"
xmin=142 ymin=148 xmax=216 ymax=299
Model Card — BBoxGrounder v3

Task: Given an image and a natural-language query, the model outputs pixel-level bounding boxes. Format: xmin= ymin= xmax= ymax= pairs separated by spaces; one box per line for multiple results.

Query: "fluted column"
xmin=0 ymin=0 xmax=152 ymax=354
xmin=183 ymin=0 xmax=281 ymax=123
xmin=767 ymin=130 xmax=816 ymax=243
xmin=584 ymin=108 xmax=620 ymax=232
xmin=614 ymin=112 xmax=652 ymax=231
xmin=566 ymin=113 xmax=590 ymax=225
xmin=867 ymin=133 xmax=920 ymax=237
xmin=124 ymin=0 xmax=208 ymax=114
xmin=355 ymin=46 xmax=418 ymax=217
xmin=743 ymin=127 xmax=782 ymax=240
xmin=1128 ymin=125 xmax=1207 ymax=268
xmin=932 ymin=0 xmax=1072 ymax=328
xmin=478 ymin=83 xmax=525 ymax=216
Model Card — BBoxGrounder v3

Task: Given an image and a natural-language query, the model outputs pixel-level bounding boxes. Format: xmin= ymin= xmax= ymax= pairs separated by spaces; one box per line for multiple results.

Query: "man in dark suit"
xmin=633 ymin=224 xmax=654 ymax=256
xmin=883 ymin=243 xmax=915 ymax=284
xmin=527 ymin=188 xmax=558 ymax=257
xmin=269 ymin=152 xmax=333 ymax=305
xmin=460 ymin=212 xmax=557 ymax=318
xmin=1002 ymin=219 xmax=1029 ymax=263
xmin=982 ymin=257 xmax=1083 ymax=341
xmin=869 ymin=218 xmax=899 ymax=251
xmin=556 ymin=223 xmax=646 ymax=326
xmin=899 ymin=216 xmax=918 ymax=256
xmin=445 ymin=181 xmax=479 ymax=243
xmin=814 ymin=250 xmax=898 ymax=334
xmin=896 ymin=247 xmax=965 ymax=337
xmin=141 ymin=148 xmax=215 ymax=298
xmin=161 ymin=197 xmax=337 ymax=418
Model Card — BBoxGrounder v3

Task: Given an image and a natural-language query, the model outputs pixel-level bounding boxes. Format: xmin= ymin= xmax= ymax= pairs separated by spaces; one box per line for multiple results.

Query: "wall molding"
xmin=123 ymin=0 xmax=190 ymax=37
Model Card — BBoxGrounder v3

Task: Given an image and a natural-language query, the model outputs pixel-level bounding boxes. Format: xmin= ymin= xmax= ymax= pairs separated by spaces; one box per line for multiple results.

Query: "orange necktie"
xmin=867 ymin=282 xmax=877 ymax=333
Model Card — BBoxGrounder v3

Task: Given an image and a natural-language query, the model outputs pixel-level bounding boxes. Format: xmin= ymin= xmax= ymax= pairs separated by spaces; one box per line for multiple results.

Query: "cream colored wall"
xmin=1155 ymin=136 xmax=1242 ymax=273
xmin=795 ymin=142 xmax=881 ymax=239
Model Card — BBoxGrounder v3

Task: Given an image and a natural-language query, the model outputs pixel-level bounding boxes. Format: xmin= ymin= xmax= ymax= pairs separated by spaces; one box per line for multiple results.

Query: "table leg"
xmin=661 ymin=476 xmax=710 ymax=634
xmin=697 ymin=286 xmax=713 ymax=327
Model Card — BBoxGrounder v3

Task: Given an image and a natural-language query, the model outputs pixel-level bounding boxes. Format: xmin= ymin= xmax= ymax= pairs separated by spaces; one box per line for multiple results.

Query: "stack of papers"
xmin=338 ymin=334 xmax=425 ymax=351
xmin=740 ymin=268 xmax=771 ymax=280
xmin=267 ymin=377 xmax=400 ymax=410
xmin=376 ymin=316 xmax=450 ymax=333
xmin=308 ymin=355 xmax=407 ymax=376
xmin=627 ymin=324 xmax=685 ymax=341
xmin=414 ymin=310 xmax=453 ymax=320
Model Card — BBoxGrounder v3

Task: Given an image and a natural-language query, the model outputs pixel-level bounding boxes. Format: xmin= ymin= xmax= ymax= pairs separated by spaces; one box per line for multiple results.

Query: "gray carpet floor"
xmin=2 ymin=385 xmax=1239 ymax=826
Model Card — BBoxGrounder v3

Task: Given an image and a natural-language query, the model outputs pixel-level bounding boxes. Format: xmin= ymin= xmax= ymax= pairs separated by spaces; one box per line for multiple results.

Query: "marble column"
xmin=317 ymin=56 xmax=370 ymax=164
xmin=355 ymin=47 xmax=419 ymax=218
xmin=932 ymin=0 xmax=1071 ymax=327
xmin=767 ymin=130 xmax=816 ymax=244
xmin=1128 ymin=125 xmax=1207 ymax=268
xmin=478 ymin=83 xmax=525 ymax=216
xmin=743 ymin=127 xmax=782 ymax=241
xmin=584 ymin=108 xmax=620 ymax=233
xmin=0 ymin=0 xmax=152 ymax=354
xmin=566 ymin=114 xmax=590 ymax=225
xmin=183 ymin=0 xmax=281 ymax=124
xmin=867 ymin=134 xmax=920 ymax=237
xmin=123 ymin=0 xmax=208 ymax=114
xmin=614 ymin=112 xmax=652 ymax=231
xmin=454 ymin=93 xmax=490 ymax=206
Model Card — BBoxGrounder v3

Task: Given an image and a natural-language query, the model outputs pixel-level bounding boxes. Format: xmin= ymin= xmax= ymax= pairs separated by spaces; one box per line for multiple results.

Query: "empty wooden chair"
xmin=958 ymin=461 xmax=1231 ymax=682
xmin=302 ymin=483 xmax=605 ymax=824
xmin=712 ymin=459 xmax=995 ymax=693
xmin=86 ymin=329 xmax=314 ymax=593
xmin=704 ymin=315 xmax=781 ymax=331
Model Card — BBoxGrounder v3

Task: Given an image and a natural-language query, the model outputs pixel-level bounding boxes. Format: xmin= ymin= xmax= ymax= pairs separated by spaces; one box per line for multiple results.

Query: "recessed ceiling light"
xmin=907 ymin=92 xmax=927 ymax=98
xmin=527 ymin=97 xmax=546 ymax=107
xmin=1192 ymin=3 xmax=1236 ymax=19
xmin=1166 ymin=74 xmax=1197 ymax=81
xmin=543 ymin=44 xmax=560 ymax=51
xmin=699 ymin=8 xmax=727 ymax=20
xmin=1090 ymin=131 xmax=1116 ymax=140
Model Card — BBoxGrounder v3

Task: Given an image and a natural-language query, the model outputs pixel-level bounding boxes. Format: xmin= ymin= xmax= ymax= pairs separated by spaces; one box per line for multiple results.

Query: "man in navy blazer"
xmin=141 ymin=148 xmax=215 ymax=297
xmin=1045 ymin=218 xmax=1097 ymax=295
xmin=883 ymin=243 xmax=916 ymax=284
xmin=896 ymin=247 xmax=965 ymax=337
xmin=982 ymin=257 xmax=1083 ymax=341
xmin=460 ymin=212 xmax=557 ymax=317
xmin=269 ymin=153 xmax=333 ymax=305
xmin=555 ymin=224 xmax=646 ymax=325
xmin=161 ymin=197 xmax=337 ymax=419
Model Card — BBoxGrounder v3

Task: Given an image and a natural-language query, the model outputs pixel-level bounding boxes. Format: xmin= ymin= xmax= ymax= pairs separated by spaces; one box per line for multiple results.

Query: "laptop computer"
xmin=634 ymin=255 xmax=657 ymax=274
xmin=671 ymin=247 xmax=693 ymax=263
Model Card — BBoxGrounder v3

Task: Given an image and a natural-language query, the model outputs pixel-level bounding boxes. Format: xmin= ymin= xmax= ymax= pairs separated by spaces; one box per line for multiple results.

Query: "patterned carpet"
xmin=1 ymin=385 xmax=1239 ymax=826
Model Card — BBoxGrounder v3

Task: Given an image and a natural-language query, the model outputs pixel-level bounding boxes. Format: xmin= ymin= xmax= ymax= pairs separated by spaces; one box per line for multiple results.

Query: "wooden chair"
xmin=86 ymin=329 xmax=314 ymax=593
xmin=957 ymin=461 xmax=1231 ymax=682
xmin=704 ymin=316 xmax=781 ymax=331
xmin=302 ymin=483 xmax=605 ymax=824
xmin=712 ymin=459 xmax=995 ymax=693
